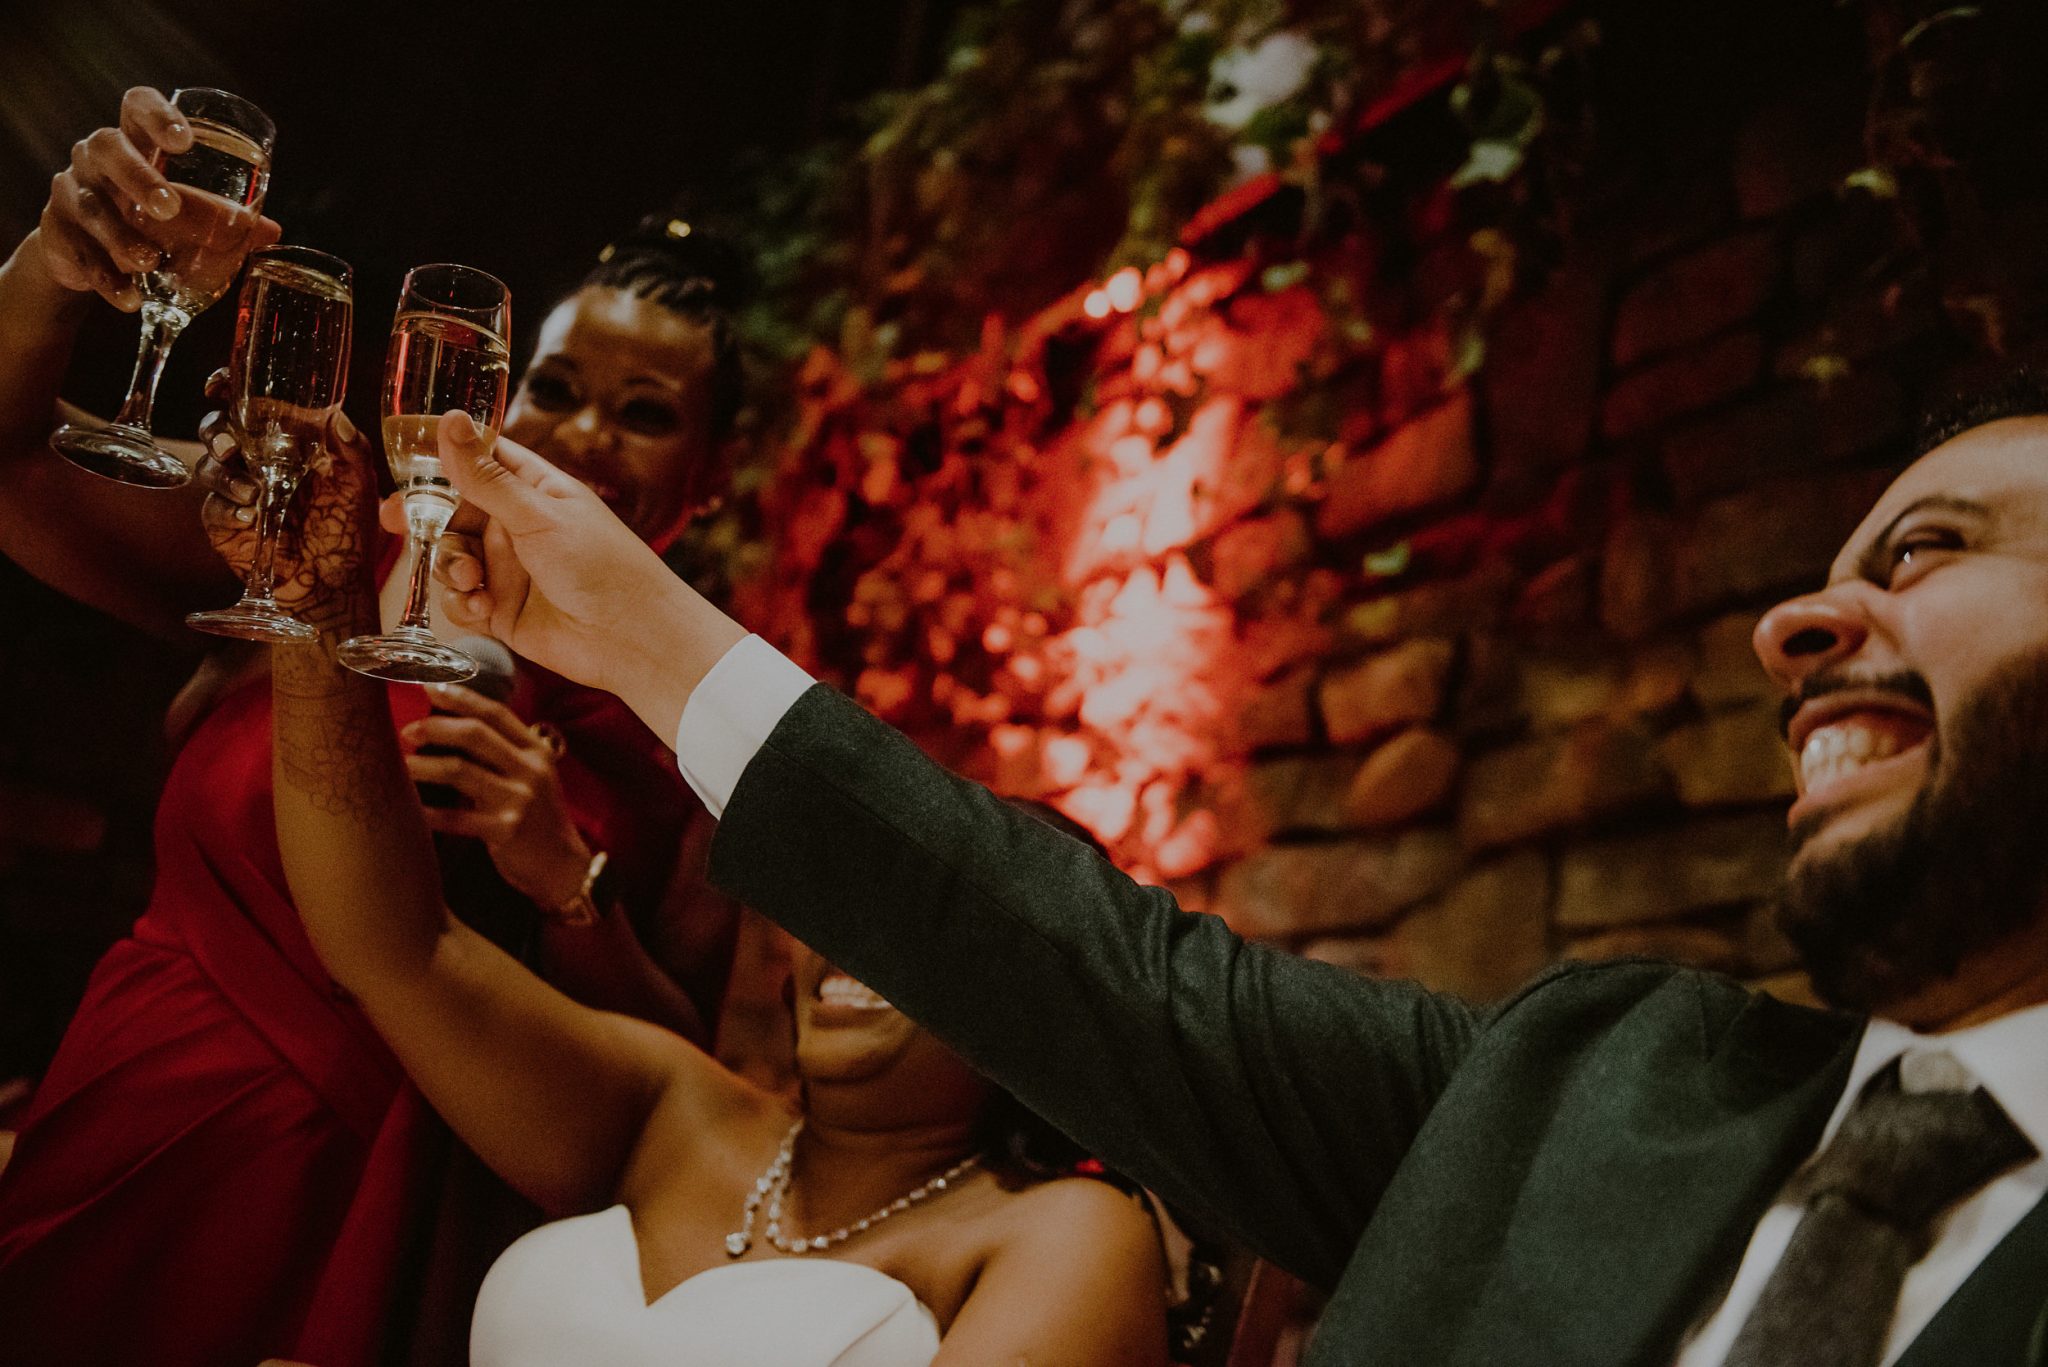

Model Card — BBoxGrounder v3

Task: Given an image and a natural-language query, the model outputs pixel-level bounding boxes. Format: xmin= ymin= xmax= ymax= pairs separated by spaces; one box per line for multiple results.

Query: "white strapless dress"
xmin=471 ymin=1204 xmax=941 ymax=1366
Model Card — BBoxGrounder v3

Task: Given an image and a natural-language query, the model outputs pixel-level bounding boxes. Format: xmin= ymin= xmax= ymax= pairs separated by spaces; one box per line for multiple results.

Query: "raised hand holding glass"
xmin=49 ymin=88 xmax=275 ymax=487
xmin=186 ymin=246 xmax=354 ymax=643
xmin=337 ymin=264 xmax=510 ymax=683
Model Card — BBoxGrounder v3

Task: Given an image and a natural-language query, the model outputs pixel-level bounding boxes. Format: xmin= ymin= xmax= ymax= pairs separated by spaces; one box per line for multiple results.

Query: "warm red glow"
xmin=751 ymin=241 xmax=1340 ymax=880
xmin=1106 ymin=267 xmax=1143 ymax=312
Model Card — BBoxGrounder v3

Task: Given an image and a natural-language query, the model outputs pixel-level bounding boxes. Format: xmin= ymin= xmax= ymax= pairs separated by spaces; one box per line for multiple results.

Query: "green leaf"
xmin=1450 ymin=140 xmax=1524 ymax=188
xmin=1798 ymin=353 xmax=1853 ymax=386
xmin=1899 ymin=6 xmax=1982 ymax=51
xmin=1448 ymin=324 xmax=1488 ymax=381
xmin=1363 ymin=541 xmax=1411 ymax=578
xmin=1261 ymin=260 xmax=1311 ymax=291
xmin=1841 ymin=166 xmax=1900 ymax=199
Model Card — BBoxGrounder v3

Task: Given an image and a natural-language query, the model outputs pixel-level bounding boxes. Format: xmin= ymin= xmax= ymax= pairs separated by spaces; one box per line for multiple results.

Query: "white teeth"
xmin=817 ymin=975 xmax=893 ymax=1011
xmin=1799 ymin=722 xmax=1907 ymax=791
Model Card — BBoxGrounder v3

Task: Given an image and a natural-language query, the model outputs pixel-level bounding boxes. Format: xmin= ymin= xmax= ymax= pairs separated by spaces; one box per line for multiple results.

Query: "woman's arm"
xmin=267 ymin=455 xmax=750 ymax=1214
xmin=425 ymin=424 xmax=1480 ymax=1287
xmin=933 ymin=1179 xmax=1169 ymax=1366
xmin=395 ymin=679 xmax=712 ymax=1042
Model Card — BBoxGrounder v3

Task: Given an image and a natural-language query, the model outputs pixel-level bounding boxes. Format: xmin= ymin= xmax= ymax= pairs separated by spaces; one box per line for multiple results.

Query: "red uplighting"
xmin=1106 ymin=267 xmax=1143 ymax=312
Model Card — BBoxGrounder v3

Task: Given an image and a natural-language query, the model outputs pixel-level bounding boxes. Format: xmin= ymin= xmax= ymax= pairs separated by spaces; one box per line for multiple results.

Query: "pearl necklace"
xmin=725 ymin=1119 xmax=981 ymax=1258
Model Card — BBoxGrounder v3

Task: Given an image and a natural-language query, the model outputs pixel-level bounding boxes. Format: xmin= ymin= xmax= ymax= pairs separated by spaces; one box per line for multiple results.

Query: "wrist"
xmin=607 ymin=575 xmax=746 ymax=751
xmin=539 ymin=848 xmax=612 ymax=928
xmin=6 ymin=232 xmax=93 ymax=321
xmin=524 ymin=828 xmax=595 ymax=910
xmin=297 ymin=583 xmax=380 ymax=644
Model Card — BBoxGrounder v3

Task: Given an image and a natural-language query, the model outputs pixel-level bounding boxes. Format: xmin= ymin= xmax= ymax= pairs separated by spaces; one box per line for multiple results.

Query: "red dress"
xmin=0 ymin=659 xmax=700 ymax=1366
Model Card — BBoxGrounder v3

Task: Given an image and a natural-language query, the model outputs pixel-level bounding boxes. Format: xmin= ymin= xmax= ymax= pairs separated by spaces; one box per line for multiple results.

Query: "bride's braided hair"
xmin=581 ymin=214 xmax=748 ymax=437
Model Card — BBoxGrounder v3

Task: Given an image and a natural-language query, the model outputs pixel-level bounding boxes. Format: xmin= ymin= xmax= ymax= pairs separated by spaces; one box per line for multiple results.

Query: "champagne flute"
xmin=186 ymin=246 xmax=354 ymax=643
xmin=336 ymin=264 xmax=510 ymax=683
xmin=50 ymin=88 xmax=276 ymax=488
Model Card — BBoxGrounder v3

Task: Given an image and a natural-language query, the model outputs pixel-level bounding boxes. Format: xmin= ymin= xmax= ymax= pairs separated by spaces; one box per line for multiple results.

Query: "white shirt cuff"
xmin=673 ymin=634 xmax=816 ymax=817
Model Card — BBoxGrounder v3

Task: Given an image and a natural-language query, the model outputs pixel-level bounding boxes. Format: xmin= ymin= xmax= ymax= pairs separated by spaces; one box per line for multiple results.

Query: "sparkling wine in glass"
xmin=49 ymin=88 xmax=276 ymax=488
xmin=186 ymin=246 xmax=354 ymax=643
xmin=336 ymin=264 xmax=509 ymax=683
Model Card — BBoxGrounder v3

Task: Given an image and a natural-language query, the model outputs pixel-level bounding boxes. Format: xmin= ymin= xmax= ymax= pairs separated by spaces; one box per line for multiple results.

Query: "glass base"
xmin=336 ymin=627 xmax=478 ymax=683
xmin=49 ymin=422 xmax=191 ymax=488
xmin=186 ymin=601 xmax=317 ymax=644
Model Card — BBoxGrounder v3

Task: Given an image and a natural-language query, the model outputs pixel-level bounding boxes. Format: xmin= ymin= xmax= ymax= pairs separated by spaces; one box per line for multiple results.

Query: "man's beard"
xmin=1779 ymin=651 xmax=2048 ymax=1013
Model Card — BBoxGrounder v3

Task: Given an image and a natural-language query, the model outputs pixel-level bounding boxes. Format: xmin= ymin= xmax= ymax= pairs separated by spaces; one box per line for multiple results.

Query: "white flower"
xmin=1227 ymin=143 xmax=1274 ymax=187
xmin=1204 ymin=30 xmax=1317 ymax=131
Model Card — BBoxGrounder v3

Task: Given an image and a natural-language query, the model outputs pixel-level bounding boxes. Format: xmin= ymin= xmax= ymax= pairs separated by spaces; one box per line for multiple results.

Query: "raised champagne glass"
xmin=49 ymin=88 xmax=276 ymax=487
xmin=336 ymin=264 xmax=509 ymax=683
xmin=185 ymin=246 xmax=353 ymax=643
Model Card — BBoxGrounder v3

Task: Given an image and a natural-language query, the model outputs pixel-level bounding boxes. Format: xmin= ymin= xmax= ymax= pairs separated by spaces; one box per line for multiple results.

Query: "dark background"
xmin=0 ymin=0 xmax=962 ymax=429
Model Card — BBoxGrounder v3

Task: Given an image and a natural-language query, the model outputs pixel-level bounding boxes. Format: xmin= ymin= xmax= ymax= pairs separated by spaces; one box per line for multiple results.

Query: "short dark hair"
xmin=574 ymin=214 xmax=748 ymax=438
xmin=1915 ymin=364 xmax=2048 ymax=458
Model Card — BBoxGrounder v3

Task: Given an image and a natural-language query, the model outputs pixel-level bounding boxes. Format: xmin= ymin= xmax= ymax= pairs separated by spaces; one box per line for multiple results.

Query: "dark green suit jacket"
xmin=709 ymin=686 xmax=2048 ymax=1365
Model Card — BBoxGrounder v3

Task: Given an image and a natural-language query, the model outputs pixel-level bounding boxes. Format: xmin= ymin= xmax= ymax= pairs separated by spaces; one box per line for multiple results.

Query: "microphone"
xmin=417 ymin=636 xmax=520 ymax=809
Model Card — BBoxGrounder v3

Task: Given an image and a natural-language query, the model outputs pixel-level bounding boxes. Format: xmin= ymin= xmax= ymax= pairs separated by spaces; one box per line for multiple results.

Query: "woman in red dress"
xmin=0 ymin=88 xmax=743 ymax=1366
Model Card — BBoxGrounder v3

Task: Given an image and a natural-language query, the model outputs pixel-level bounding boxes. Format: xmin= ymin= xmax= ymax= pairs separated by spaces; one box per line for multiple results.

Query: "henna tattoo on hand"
xmin=204 ymin=431 xmax=376 ymax=613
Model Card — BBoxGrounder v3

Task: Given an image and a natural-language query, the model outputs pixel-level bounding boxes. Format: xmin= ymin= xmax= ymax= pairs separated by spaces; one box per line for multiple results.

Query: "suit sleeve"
xmin=708 ymin=684 xmax=1480 ymax=1289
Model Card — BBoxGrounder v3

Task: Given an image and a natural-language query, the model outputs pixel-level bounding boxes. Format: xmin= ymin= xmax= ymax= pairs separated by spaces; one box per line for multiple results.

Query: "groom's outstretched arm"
xmin=710 ymin=676 xmax=1478 ymax=1287
xmin=433 ymin=415 xmax=1481 ymax=1289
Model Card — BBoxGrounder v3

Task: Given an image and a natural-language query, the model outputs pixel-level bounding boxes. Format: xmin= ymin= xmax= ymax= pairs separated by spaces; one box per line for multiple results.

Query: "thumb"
xmin=438 ymin=412 xmax=580 ymax=535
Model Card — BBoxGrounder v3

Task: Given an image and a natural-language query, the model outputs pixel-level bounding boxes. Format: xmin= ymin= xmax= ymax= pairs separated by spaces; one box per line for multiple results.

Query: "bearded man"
xmin=373 ymin=383 xmax=2048 ymax=1365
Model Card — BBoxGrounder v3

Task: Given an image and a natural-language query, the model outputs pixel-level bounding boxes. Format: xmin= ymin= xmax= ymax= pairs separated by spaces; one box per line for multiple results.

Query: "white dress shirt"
xmin=674 ymin=635 xmax=2048 ymax=1366
xmin=1677 ymin=1008 xmax=2048 ymax=1366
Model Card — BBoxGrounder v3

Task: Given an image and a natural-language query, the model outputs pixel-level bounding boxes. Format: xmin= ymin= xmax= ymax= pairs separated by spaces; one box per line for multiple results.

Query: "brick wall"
xmin=742 ymin=0 xmax=2048 ymax=1027
xmin=1195 ymin=10 xmax=2024 ymax=1006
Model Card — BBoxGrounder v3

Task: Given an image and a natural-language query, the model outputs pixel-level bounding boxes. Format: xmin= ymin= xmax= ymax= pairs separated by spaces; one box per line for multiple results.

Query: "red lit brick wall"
xmin=740 ymin=1 xmax=2048 ymax=1016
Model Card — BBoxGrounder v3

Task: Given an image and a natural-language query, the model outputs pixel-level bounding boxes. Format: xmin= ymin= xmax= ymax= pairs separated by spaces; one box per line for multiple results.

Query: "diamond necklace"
xmin=724 ymin=1118 xmax=982 ymax=1258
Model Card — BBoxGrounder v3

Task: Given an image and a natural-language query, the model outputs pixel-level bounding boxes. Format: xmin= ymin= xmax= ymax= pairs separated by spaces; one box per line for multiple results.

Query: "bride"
xmin=253 ymin=432 xmax=1169 ymax=1365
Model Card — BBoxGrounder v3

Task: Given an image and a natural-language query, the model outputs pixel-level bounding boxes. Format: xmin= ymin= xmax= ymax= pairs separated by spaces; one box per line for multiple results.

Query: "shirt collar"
xmin=1828 ymin=1002 xmax=2048 ymax=1157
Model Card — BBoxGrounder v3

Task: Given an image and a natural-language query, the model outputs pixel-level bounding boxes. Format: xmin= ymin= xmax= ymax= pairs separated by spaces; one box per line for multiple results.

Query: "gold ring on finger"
xmin=530 ymin=721 xmax=567 ymax=759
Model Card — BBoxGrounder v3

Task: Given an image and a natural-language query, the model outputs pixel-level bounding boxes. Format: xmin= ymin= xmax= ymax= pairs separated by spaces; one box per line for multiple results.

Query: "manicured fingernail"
xmin=448 ymin=410 xmax=477 ymax=444
xmin=208 ymin=430 xmax=236 ymax=459
xmin=401 ymin=722 xmax=423 ymax=740
xmin=231 ymin=478 xmax=258 ymax=501
xmin=167 ymin=120 xmax=189 ymax=139
xmin=146 ymin=186 xmax=179 ymax=221
xmin=234 ymin=505 xmax=254 ymax=525
xmin=333 ymin=411 xmax=358 ymax=443
xmin=113 ymin=286 xmax=140 ymax=312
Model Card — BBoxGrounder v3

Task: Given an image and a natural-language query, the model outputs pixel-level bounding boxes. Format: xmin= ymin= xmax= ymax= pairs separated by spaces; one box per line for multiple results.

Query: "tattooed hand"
xmin=199 ymin=378 xmax=378 ymax=615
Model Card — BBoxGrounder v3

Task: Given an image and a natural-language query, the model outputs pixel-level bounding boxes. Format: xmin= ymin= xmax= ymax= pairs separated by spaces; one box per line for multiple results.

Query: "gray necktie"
xmin=1723 ymin=1053 xmax=2036 ymax=1367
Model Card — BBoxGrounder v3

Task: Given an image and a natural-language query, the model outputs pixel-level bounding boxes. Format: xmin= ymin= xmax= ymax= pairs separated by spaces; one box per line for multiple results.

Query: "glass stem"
xmin=399 ymin=528 xmax=439 ymax=632
xmin=242 ymin=468 xmax=297 ymax=607
xmin=112 ymin=304 xmax=188 ymax=431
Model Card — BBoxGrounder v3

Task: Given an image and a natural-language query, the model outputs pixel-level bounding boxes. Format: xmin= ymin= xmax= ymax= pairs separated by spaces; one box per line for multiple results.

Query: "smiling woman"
xmin=502 ymin=218 xmax=744 ymax=549
xmin=260 ymin=457 xmax=1174 ymax=1361
xmin=0 ymin=135 xmax=750 ymax=1365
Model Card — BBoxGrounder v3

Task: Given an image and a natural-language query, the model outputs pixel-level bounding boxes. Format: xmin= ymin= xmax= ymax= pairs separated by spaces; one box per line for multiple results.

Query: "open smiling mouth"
xmin=817 ymin=974 xmax=893 ymax=1012
xmin=1790 ymin=703 xmax=1936 ymax=823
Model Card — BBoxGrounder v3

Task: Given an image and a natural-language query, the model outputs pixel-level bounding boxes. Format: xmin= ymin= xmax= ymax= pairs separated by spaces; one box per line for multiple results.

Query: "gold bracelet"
xmin=548 ymin=850 xmax=610 ymax=927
